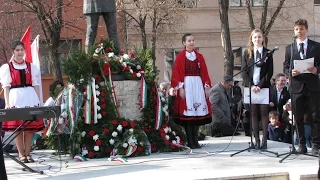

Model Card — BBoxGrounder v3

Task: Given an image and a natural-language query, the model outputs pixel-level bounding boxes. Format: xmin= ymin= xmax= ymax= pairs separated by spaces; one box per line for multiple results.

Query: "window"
xmin=40 ymin=39 xmax=81 ymax=75
xmin=230 ymin=0 xmax=264 ymax=7
xmin=315 ymin=0 xmax=320 ymax=5
xmin=178 ymin=0 xmax=197 ymax=8
xmin=233 ymin=47 xmax=244 ymax=81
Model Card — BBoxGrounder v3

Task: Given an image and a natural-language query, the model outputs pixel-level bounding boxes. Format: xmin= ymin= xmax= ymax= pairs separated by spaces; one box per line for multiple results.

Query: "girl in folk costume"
xmin=241 ymin=29 xmax=273 ymax=149
xmin=0 ymin=40 xmax=44 ymax=163
xmin=170 ymin=33 xmax=212 ymax=149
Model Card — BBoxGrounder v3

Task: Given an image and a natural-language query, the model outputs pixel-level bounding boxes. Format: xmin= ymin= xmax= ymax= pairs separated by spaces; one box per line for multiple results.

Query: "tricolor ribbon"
xmin=84 ymin=83 xmax=92 ymax=124
xmin=84 ymin=79 xmax=98 ymax=124
xmin=91 ymin=78 xmax=98 ymax=124
xmin=139 ymin=76 xmax=147 ymax=110
xmin=108 ymin=156 xmax=128 ymax=163
xmin=66 ymin=84 xmax=75 ymax=132
xmin=154 ymin=91 xmax=163 ymax=130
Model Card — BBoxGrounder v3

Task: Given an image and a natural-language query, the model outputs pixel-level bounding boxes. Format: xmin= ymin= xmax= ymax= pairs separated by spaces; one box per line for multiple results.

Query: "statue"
xmin=83 ymin=0 xmax=120 ymax=53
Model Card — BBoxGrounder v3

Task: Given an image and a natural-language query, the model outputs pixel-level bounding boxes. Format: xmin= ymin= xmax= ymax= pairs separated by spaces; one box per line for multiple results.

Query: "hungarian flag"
xmin=31 ymin=35 xmax=43 ymax=105
xmin=21 ymin=26 xmax=32 ymax=63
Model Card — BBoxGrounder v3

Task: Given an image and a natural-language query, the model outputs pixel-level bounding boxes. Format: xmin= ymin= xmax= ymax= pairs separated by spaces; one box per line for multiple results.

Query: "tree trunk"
xmin=49 ymin=37 xmax=63 ymax=82
xmin=218 ymin=0 xmax=234 ymax=77
xmin=151 ymin=9 xmax=157 ymax=69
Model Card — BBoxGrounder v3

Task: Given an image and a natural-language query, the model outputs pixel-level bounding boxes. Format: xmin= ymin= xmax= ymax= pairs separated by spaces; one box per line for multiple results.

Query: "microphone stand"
xmin=277 ymin=37 xmax=317 ymax=163
xmin=230 ymin=50 xmax=278 ymax=157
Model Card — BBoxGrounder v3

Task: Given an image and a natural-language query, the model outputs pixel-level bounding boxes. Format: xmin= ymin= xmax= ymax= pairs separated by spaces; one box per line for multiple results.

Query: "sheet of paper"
xmin=294 ymin=57 xmax=314 ymax=74
xmin=243 ymin=87 xmax=269 ymax=105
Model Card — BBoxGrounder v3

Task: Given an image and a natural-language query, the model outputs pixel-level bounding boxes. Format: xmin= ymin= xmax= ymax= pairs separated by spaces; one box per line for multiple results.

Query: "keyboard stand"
xmin=2 ymin=119 xmax=44 ymax=175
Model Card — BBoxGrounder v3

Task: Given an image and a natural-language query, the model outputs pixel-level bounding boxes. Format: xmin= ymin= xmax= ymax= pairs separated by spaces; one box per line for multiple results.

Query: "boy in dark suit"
xmin=283 ymin=19 xmax=320 ymax=155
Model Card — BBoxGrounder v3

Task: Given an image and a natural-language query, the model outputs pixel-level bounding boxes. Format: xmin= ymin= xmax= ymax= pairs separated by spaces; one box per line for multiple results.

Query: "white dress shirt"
xmin=296 ymin=37 xmax=308 ymax=59
xmin=186 ymin=51 xmax=196 ymax=61
xmin=253 ymin=47 xmax=263 ymax=85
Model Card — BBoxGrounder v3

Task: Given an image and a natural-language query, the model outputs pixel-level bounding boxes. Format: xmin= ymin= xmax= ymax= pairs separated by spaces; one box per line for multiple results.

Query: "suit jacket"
xmin=269 ymin=86 xmax=290 ymax=118
xmin=209 ymin=83 xmax=231 ymax=126
xmin=241 ymin=48 xmax=274 ymax=88
xmin=83 ymin=0 xmax=116 ymax=14
xmin=283 ymin=39 xmax=320 ymax=93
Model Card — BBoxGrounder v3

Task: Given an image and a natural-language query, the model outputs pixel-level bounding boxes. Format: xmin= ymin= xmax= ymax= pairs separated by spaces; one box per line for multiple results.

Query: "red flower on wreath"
xmin=137 ymin=147 xmax=143 ymax=152
xmin=160 ymin=128 xmax=165 ymax=133
xmin=89 ymin=130 xmax=95 ymax=137
xmin=129 ymin=51 xmax=135 ymax=58
xmin=165 ymin=140 xmax=171 ymax=145
xmin=102 ymin=111 xmax=107 ymax=116
xmin=104 ymin=128 xmax=110 ymax=134
xmin=122 ymin=121 xmax=128 ymax=127
xmin=160 ymin=133 xmax=166 ymax=138
xmin=88 ymin=151 xmax=94 ymax=158
xmin=101 ymin=104 xmax=107 ymax=109
xmin=96 ymin=139 xmax=102 ymax=146
xmin=152 ymin=87 xmax=156 ymax=92
xmin=161 ymin=124 xmax=167 ymax=128
xmin=94 ymin=76 xmax=101 ymax=82
xmin=100 ymin=91 xmax=105 ymax=97
xmin=112 ymin=119 xmax=118 ymax=125
xmin=100 ymin=98 xmax=106 ymax=103
xmin=129 ymin=121 xmax=135 ymax=128
xmin=151 ymin=144 xmax=157 ymax=152
xmin=120 ymin=49 xmax=124 ymax=55
xmin=144 ymin=127 xmax=151 ymax=133
xmin=105 ymin=47 xmax=111 ymax=53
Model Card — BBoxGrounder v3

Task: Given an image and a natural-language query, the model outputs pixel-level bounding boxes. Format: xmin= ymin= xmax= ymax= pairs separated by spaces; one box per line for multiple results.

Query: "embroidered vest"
xmin=8 ymin=62 xmax=32 ymax=88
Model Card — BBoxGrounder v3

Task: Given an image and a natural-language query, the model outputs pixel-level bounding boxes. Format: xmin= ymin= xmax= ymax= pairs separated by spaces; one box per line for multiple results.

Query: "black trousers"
xmin=292 ymin=86 xmax=320 ymax=145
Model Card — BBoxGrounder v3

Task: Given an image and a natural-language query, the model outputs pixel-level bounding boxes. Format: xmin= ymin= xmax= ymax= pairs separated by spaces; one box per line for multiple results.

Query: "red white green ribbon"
xmin=84 ymin=83 xmax=92 ymax=124
xmin=154 ymin=91 xmax=163 ymax=130
xmin=139 ymin=76 xmax=147 ymax=109
xmin=91 ymin=78 xmax=98 ymax=124
xmin=108 ymin=156 xmax=128 ymax=163
xmin=66 ymin=84 xmax=75 ymax=131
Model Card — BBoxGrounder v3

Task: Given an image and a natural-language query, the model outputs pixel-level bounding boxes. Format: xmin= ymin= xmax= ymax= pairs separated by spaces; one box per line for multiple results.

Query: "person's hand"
xmin=292 ymin=69 xmax=300 ymax=77
xmin=179 ymin=88 xmax=185 ymax=99
xmin=307 ymin=67 xmax=318 ymax=74
xmin=242 ymin=109 xmax=247 ymax=116
xmin=269 ymin=102 xmax=274 ymax=107
xmin=169 ymin=87 xmax=177 ymax=96
xmin=204 ymin=87 xmax=210 ymax=98
xmin=283 ymin=104 xmax=291 ymax=111
xmin=252 ymin=86 xmax=260 ymax=93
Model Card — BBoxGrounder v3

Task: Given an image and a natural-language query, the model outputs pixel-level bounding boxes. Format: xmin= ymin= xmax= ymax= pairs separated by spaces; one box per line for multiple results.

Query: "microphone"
xmin=256 ymin=47 xmax=279 ymax=67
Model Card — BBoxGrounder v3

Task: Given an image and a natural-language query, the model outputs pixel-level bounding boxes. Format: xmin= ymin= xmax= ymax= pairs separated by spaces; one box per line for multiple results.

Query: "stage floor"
xmin=3 ymin=134 xmax=319 ymax=180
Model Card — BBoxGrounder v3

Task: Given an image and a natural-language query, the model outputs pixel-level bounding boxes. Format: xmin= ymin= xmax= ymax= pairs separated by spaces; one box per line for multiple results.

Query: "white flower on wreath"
xmin=176 ymin=136 xmax=180 ymax=141
xmin=122 ymin=62 xmax=127 ymax=67
xmin=123 ymin=54 xmax=130 ymax=60
xmin=97 ymin=114 xmax=102 ymax=119
xmin=97 ymin=105 xmax=101 ymax=111
xmin=139 ymin=142 xmax=144 ymax=146
xmin=61 ymin=111 xmax=68 ymax=118
xmin=129 ymin=128 xmax=134 ymax=134
xmin=82 ymin=149 xmax=88 ymax=156
xmin=109 ymin=139 xmax=115 ymax=145
xmin=80 ymin=78 xmax=84 ymax=83
xmin=81 ymin=131 xmax=86 ymax=137
xmin=58 ymin=117 xmax=64 ymax=124
xmin=112 ymin=131 xmax=118 ymax=137
xmin=119 ymin=56 xmax=123 ymax=63
xmin=164 ymin=127 xmax=169 ymax=133
xmin=129 ymin=69 xmax=133 ymax=74
xmin=95 ymin=85 xmax=99 ymax=89
xmin=172 ymin=131 xmax=176 ymax=136
xmin=165 ymin=135 xmax=170 ymax=140
xmin=172 ymin=140 xmax=177 ymax=144
xmin=168 ymin=127 xmax=172 ymax=133
xmin=136 ymin=72 xmax=141 ymax=78
xmin=94 ymin=146 xmax=100 ymax=151
xmin=164 ymin=111 xmax=169 ymax=116
xmin=128 ymin=136 xmax=137 ymax=145
xmin=136 ymin=65 xmax=141 ymax=70
xmin=161 ymin=97 xmax=165 ymax=102
xmin=96 ymin=98 xmax=100 ymax=103
xmin=117 ymin=125 xmax=123 ymax=132
xmin=96 ymin=91 xmax=100 ymax=96
xmin=123 ymin=143 xmax=128 ymax=148
xmin=108 ymin=52 xmax=114 ymax=58
xmin=93 ymin=134 xmax=99 ymax=141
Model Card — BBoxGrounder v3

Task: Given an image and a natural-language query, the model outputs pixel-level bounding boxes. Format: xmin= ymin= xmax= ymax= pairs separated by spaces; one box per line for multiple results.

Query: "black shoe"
xmin=297 ymin=145 xmax=307 ymax=154
xmin=261 ymin=139 xmax=267 ymax=150
xmin=254 ymin=140 xmax=261 ymax=149
xmin=311 ymin=145 xmax=319 ymax=156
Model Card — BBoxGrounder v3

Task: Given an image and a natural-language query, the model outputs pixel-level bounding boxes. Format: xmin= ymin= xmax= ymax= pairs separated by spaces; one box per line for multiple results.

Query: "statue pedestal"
xmin=114 ymin=80 xmax=142 ymax=121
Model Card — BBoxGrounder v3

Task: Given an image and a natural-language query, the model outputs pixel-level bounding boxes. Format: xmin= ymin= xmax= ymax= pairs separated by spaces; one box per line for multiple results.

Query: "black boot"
xmin=185 ymin=125 xmax=195 ymax=149
xmin=192 ymin=126 xmax=201 ymax=149
xmin=260 ymin=138 xmax=267 ymax=150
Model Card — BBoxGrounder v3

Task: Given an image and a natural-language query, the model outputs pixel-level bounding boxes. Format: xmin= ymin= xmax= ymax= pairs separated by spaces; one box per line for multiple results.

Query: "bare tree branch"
xmin=245 ymin=0 xmax=255 ymax=30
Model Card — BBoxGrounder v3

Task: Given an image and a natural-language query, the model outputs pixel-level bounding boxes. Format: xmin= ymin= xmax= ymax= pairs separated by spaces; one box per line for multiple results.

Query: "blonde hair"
xmin=247 ymin=28 xmax=264 ymax=59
